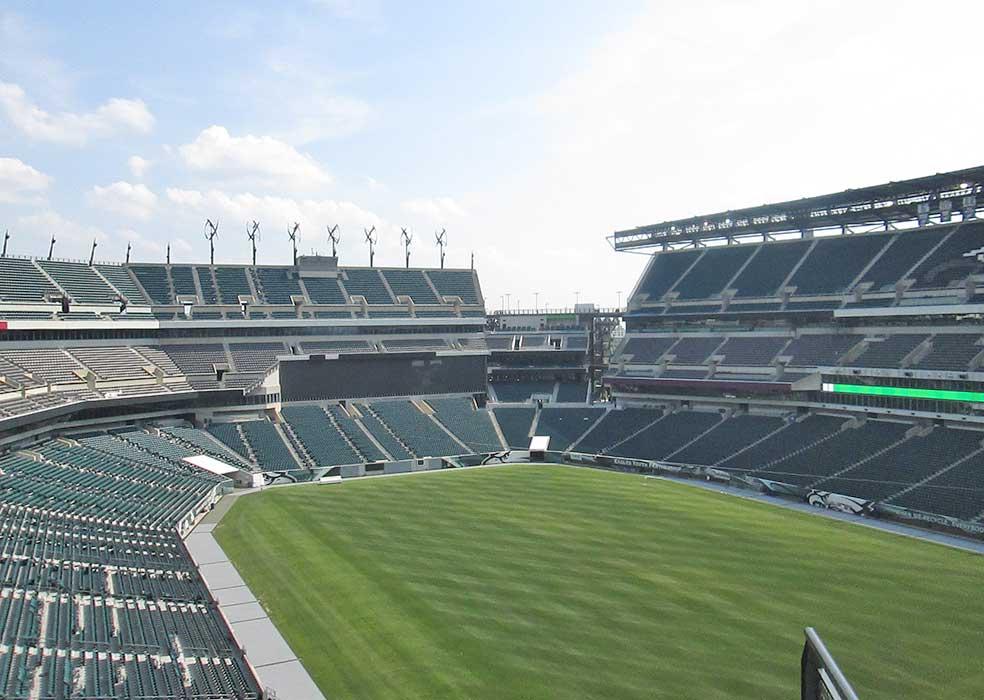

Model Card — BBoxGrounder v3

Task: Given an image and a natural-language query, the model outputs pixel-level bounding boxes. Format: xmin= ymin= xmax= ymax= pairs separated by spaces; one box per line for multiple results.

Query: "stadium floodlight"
xmin=166 ymin=243 xmax=171 ymax=265
xmin=48 ymin=234 xmax=56 ymax=261
xmin=327 ymin=224 xmax=340 ymax=258
xmin=125 ymin=241 xmax=131 ymax=264
xmin=203 ymin=219 xmax=219 ymax=264
xmin=364 ymin=226 xmax=377 ymax=266
xmin=246 ymin=221 xmax=260 ymax=266
xmin=88 ymin=239 xmax=97 ymax=266
xmin=287 ymin=222 xmax=300 ymax=265
xmin=801 ymin=627 xmax=859 ymax=700
xmin=1 ymin=229 xmax=9 ymax=257
xmin=435 ymin=228 xmax=447 ymax=269
xmin=401 ymin=227 xmax=413 ymax=268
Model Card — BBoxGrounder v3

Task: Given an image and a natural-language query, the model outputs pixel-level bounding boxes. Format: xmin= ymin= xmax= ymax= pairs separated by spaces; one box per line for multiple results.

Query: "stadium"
xmin=0 ymin=161 xmax=982 ymax=700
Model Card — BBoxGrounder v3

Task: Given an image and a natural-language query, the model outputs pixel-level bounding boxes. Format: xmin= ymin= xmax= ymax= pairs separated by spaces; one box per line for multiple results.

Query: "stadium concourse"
xmin=0 ymin=167 xmax=982 ymax=698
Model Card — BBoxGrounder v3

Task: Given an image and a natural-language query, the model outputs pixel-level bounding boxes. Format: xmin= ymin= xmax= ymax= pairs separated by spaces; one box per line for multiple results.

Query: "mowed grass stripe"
xmin=215 ymin=465 xmax=984 ymax=700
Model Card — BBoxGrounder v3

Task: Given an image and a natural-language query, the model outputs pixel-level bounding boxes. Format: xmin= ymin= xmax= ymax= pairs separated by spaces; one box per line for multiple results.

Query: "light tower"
xmin=1 ymin=230 xmax=9 ymax=258
xmin=125 ymin=242 xmax=131 ymax=264
xmin=47 ymin=235 xmax=56 ymax=260
xmin=435 ymin=228 xmax=447 ymax=269
xmin=364 ymin=226 xmax=377 ymax=266
xmin=166 ymin=243 xmax=171 ymax=265
xmin=401 ymin=228 xmax=413 ymax=268
xmin=327 ymin=224 xmax=340 ymax=258
xmin=88 ymin=239 xmax=97 ymax=266
xmin=246 ymin=221 xmax=260 ymax=266
xmin=203 ymin=219 xmax=219 ymax=265
xmin=287 ymin=222 xmax=300 ymax=266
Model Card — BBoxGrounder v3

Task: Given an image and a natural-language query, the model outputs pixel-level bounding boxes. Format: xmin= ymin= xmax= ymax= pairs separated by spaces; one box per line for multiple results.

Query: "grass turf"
xmin=214 ymin=465 xmax=984 ymax=700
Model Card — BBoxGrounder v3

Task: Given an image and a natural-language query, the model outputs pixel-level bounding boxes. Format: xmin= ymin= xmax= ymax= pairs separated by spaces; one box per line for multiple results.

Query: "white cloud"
xmin=14 ymin=210 xmax=107 ymax=258
xmin=275 ymin=94 xmax=371 ymax=144
xmin=0 ymin=81 xmax=154 ymax=145
xmin=401 ymin=197 xmax=467 ymax=222
xmin=127 ymin=155 xmax=152 ymax=178
xmin=179 ymin=126 xmax=333 ymax=190
xmin=86 ymin=181 xmax=158 ymax=220
xmin=164 ymin=187 xmax=388 ymax=264
xmin=309 ymin=0 xmax=381 ymax=22
xmin=0 ymin=157 xmax=52 ymax=203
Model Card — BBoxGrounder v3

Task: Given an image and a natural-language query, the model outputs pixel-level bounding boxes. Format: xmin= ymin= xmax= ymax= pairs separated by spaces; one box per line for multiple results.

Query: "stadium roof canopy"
xmin=611 ymin=165 xmax=984 ymax=251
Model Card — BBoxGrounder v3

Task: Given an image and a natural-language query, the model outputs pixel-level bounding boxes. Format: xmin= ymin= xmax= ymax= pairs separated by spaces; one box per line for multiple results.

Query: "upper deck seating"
xmin=787 ymin=235 xmax=889 ymax=295
xmin=95 ymin=264 xmax=147 ymax=303
xmin=35 ymin=261 xmax=120 ymax=304
xmin=195 ymin=267 xmax=218 ymax=304
xmin=673 ymin=246 xmax=754 ymax=299
xmin=214 ymin=267 xmax=252 ymax=304
xmin=0 ymin=258 xmax=59 ymax=302
xmin=426 ymin=269 xmax=479 ymax=304
xmin=858 ymin=229 xmax=948 ymax=291
xmin=731 ymin=240 xmax=811 ymax=297
xmin=635 ymin=249 xmax=701 ymax=301
xmin=342 ymin=269 xmax=393 ymax=304
xmin=303 ymin=276 xmax=348 ymax=304
xmin=383 ymin=269 xmax=440 ymax=304
xmin=909 ymin=222 xmax=984 ymax=289
xmin=169 ymin=266 xmax=197 ymax=299
xmin=255 ymin=267 xmax=302 ymax=304
xmin=130 ymin=265 xmax=172 ymax=303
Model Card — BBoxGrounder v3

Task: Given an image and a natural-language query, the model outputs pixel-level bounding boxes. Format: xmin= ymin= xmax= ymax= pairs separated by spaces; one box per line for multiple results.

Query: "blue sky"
xmin=2 ymin=1 xmax=984 ymax=309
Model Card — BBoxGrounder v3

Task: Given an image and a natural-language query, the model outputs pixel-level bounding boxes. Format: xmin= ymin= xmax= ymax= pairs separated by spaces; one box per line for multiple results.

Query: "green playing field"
xmin=214 ymin=465 xmax=984 ymax=700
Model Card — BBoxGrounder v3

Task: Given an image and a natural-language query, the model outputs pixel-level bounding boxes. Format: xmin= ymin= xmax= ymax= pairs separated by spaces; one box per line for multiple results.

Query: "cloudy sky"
xmin=2 ymin=1 xmax=983 ymax=310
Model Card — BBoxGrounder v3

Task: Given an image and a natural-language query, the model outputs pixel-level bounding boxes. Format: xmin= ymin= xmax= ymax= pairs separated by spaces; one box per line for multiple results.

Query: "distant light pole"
xmin=617 ymin=291 xmax=622 ymax=309
xmin=505 ymin=293 xmax=511 ymax=311
xmin=575 ymin=291 xmax=580 ymax=306
xmin=534 ymin=291 xmax=539 ymax=310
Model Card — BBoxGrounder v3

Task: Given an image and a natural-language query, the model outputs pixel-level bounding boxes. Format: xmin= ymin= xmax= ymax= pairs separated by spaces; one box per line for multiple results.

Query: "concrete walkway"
xmin=187 ymin=517 xmax=326 ymax=700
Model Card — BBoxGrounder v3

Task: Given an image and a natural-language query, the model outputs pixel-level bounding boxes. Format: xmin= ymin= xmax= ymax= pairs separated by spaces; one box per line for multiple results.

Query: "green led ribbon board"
xmin=822 ymin=382 xmax=984 ymax=403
